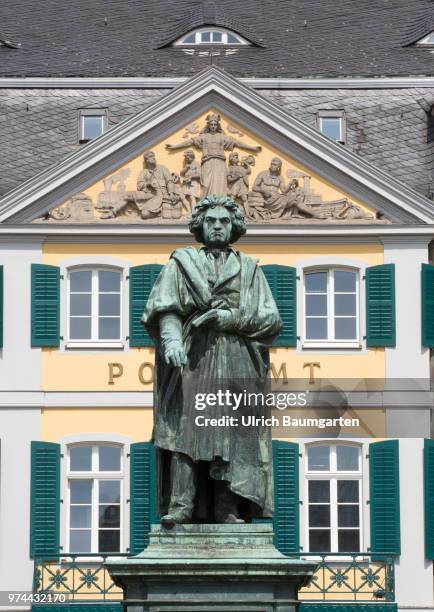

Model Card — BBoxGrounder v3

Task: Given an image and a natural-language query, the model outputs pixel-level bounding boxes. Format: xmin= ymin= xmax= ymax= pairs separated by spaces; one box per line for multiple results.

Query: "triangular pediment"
xmin=0 ymin=67 xmax=432 ymax=226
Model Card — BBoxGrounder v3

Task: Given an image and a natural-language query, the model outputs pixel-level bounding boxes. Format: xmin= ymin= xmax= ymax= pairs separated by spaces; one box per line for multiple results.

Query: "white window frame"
xmin=416 ymin=32 xmax=434 ymax=46
xmin=66 ymin=265 xmax=124 ymax=349
xmin=66 ymin=443 xmax=124 ymax=555
xmin=317 ymin=110 xmax=346 ymax=144
xmin=302 ymin=266 xmax=360 ymax=349
xmin=175 ymin=27 xmax=249 ymax=46
xmin=79 ymin=109 xmax=107 ymax=142
xmin=304 ymin=442 xmax=364 ymax=556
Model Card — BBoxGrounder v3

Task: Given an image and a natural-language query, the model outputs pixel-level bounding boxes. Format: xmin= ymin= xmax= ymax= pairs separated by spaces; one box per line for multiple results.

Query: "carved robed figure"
xmin=142 ymin=196 xmax=282 ymax=526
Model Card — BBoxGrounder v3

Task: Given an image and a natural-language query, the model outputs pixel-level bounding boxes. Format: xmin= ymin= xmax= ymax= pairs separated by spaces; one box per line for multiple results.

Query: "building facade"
xmin=1 ymin=2 xmax=434 ymax=611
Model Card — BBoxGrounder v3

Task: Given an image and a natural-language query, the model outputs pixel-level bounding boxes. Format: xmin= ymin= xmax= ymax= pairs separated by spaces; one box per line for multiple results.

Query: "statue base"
xmin=107 ymin=524 xmax=317 ymax=612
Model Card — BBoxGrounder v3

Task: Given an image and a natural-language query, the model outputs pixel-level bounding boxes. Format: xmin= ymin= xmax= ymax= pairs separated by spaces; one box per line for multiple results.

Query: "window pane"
xmin=70 ymin=317 xmax=92 ymax=340
xmin=335 ymin=317 xmax=357 ymax=340
xmin=99 ymin=270 xmax=121 ymax=292
xmin=308 ymin=445 xmax=330 ymax=471
xmin=70 ymin=270 xmax=92 ymax=292
xmin=70 ymin=506 xmax=91 ymax=528
xmin=338 ymin=505 xmax=359 ymax=527
xmin=337 ymin=446 xmax=359 ymax=471
xmin=82 ymin=116 xmax=103 ymax=140
xmin=309 ymin=529 xmax=331 ymax=552
xmin=99 ymin=446 xmax=121 ymax=471
xmin=337 ymin=480 xmax=359 ymax=503
xmin=305 ymin=272 xmax=327 ymax=293
xmin=334 ymin=270 xmax=356 ymax=292
xmin=306 ymin=294 xmax=327 ymax=316
xmin=184 ymin=33 xmax=195 ymax=43
xmin=306 ymin=318 xmax=328 ymax=340
xmin=99 ymin=530 xmax=120 ymax=552
xmin=70 ymin=480 xmax=92 ymax=504
xmin=98 ymin=317 xmax=120 ymax=340
xmin=212 ymin=31 xmax=222 ymax=42
xmin=227 ymin=33 xmax=239 ymax=43
xmin=308 ymin=480 xmax=330 ymax=503
xmin=70 ymin=294 xmax=92 ymax=316
xmin=338 ymin=529 xmax=359 ymax=552
xmin=99 ymin=294 xmax=120 ymax=316
xmin=309 ymin=505 xmax=330 ymax=527
xmin=99 ymin=480 xmax=120 ymax=503
xmin=320 ymin=117 xmax=342 ymax=141
xmin=70 ymin=446 xmax=92 ymax=471
xmin=201 ymin=31 xmax=211 ymax=42
xmin=99 ymin=505 xmax=120 ymax=528
xmin=70 ymin=529 xmax=92 ymax=553
xmin=334 ymin=294 xmax=356 ymax=316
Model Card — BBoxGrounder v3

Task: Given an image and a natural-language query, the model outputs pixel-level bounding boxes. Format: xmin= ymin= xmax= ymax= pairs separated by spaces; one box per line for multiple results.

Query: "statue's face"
xmin=270 ymin=159 xmax=282 ymax=174
xmin=202 ymin=205 xmax=232 ymax=247
xmin=144 ymin=152 xmax=156 ymax=167
xmin=208 ymin=119 xmax=219 ymax=133
xmin=230 ymin=154 xmax=239 ymax=165
xmin=184 ymin=152 xmax=194 ymax=163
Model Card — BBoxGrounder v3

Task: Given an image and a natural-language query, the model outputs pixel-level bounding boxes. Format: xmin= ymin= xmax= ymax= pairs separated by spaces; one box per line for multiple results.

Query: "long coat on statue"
xmin=141 ymin=246 xmax=282 ymax=519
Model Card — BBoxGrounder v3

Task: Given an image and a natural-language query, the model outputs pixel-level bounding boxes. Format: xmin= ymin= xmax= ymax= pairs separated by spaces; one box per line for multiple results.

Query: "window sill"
xmin=65 ymin=341 xmax=124 ymax=349
xmin=302 ymin=341 xmax=362 ymax=349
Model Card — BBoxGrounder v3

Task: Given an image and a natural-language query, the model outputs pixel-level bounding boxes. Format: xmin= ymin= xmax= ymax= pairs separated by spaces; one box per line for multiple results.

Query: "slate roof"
xmin=1 ymin=0 xmax=434 ymax=78
xmin=403 ymin=4 xmax=434 ymax=46
xmin=0 ymin=86 xmax=432 ymax=199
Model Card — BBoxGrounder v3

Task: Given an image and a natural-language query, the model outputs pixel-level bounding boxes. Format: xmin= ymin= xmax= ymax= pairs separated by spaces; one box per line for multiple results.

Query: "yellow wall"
xmin=41 ymin=407 xmax=154 ymax=442
xmin=42 ymin=241 xmax=384 ymax=391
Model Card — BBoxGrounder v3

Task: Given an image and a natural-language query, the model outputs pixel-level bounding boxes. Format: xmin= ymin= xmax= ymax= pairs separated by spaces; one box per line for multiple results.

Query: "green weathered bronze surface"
xmin=142 ymin=196 xmax=282 ymax=524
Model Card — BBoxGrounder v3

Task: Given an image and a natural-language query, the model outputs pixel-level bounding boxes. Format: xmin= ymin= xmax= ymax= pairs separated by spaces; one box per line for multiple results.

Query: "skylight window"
xmin=417 ymin=32 xmax=434 ymax=45
xmin=175 ymin=28 xmax=248 ymax=46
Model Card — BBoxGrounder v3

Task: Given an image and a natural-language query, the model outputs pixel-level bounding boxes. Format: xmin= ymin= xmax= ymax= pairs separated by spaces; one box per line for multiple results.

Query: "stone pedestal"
xmin=107 ymin=524 xmax=317 ymax=612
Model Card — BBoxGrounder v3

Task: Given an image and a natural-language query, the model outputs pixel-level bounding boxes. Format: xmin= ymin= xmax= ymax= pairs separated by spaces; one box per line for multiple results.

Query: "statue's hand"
xmin=164 ymin=342 xmax=187 ymax=368
xmin=255 ymin=145 xmax=262 ymax=152
xmin=214 ymin=309 xmax=237 ymax=331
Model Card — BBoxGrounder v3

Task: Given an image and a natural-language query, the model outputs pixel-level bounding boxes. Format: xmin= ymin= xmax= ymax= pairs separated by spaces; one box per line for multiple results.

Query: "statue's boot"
xmin=161 ymin=451 xmax=197 ymax=528
xmin=214 ymin=480 xmax=245 ymax=524
xmin=161 ymin=510 xmax=191 ymax=529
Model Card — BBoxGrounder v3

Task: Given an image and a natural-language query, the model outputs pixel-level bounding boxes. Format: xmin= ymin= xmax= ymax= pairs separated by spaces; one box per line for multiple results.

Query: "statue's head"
xmin=204 ymin=113 xmax=222 ymax=134
xmin=143 ymin=150 xmax=156 ymax=168
xmin=269 ymin=157 xmax=282 ymax=175
xmin=189 ymin=196 xmax=246 ymax=247
xmin=183 ymin=149 xmax=196 ymax=163
xmin=228 ymin=152 xmax=239 ymax=166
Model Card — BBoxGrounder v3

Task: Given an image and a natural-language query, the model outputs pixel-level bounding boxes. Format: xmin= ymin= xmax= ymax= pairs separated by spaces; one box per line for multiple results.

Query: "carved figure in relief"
xmin=226 ymin=153 xmax=255 ymax=217
xmin=47 ymin=193 xmax=94 ymax=222
xmin=180 ymin=150 xmax=201 ymax=214
xmin=120 ymin=151 xmax=176 ymax=219
xmin=165 ymin=114 xmax=261 ymax=197
xmin=247 ymin=157 xmax=323 ymax=221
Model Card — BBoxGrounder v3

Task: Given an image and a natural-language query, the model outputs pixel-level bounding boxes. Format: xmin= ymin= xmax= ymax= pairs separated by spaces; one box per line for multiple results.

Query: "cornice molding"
xmin=1 ymin=76 xmax=434 ymax=89
xmin=0 ymin=67 xmax=432 ymax=225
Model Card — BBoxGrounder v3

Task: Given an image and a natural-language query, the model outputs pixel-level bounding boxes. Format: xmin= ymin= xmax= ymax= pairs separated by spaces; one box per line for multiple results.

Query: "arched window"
xmin=175 ymin=28 xmax=249 ymax=46
xmin=67 ymin=443 xmax=124 ymax=553
xmin=67 ymin=267 xmax=122 ymax=344
xmin=416 ymin=32 xmax=434 ymax=46
xmin=305 ymin=442 xmax=363 ymax=553
xmin=303 ymin=267 xmax=360 ymax=346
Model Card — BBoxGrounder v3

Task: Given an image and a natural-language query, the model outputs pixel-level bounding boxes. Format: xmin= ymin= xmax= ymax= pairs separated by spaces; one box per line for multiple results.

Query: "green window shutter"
xmin=365 ymin=264 xmax=396 ymax=347
xmin=424 ymin=439 xmax=434 ymax=559
xmin=129 ymin=442 xmax=157 ymax=554
xmin=0 ymin=265 xmax=3 ymax=348
xmin=261 ymin=265 xmax=297 ymax=347
xmin=422 ymin=263 xmax=434 ymax=347
xmin=273 ymin=440 xmax=300 ymax=555
xmin=299 ymin=604 xmax=397 ymax=612
xmin=32 ymin=605 xmax=123 ymax=612
xmin=369 ymin=440 xmax=400 ymax=555
xmin=31 ymin=264 xmax=60 ymax=348
xmin=30 ymin=441 xmax=60 ymax=559
xmin=129 ymin=264 xmax=162 ymax=347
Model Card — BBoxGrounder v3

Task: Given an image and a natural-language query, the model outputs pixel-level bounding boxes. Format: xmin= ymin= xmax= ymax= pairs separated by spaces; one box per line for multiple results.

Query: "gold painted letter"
xmin=138 ymin=362 xmax=154 ymax=385
xmin=108 ymin=362 xmax=124 ymax=385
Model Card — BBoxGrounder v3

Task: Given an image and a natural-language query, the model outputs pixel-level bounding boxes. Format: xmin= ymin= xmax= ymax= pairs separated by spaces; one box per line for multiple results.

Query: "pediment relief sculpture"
xmin=34 ymin=115 xmax=383 ymax=225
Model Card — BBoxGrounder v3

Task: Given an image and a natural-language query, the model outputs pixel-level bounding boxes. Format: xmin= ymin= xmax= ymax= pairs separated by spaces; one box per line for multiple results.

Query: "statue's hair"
xmin=189 ymin=196 xmax=246 ymax=244
xmin=203 ymin=113 xmax=223 ymax=134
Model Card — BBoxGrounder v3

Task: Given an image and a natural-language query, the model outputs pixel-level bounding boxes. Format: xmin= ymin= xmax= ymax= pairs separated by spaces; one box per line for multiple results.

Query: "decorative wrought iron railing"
xmin=296 ymin=553 xmax=395 ymax=602
xmin=33 ymin=552 xmax=395 ymax=603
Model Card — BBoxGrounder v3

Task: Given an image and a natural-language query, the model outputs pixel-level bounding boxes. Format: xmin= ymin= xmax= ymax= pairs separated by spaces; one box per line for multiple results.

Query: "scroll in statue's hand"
xmin=164 ymin=341 xmax=187 ymax=368
xmin=193 ymin=309 xmax=236 ymax=331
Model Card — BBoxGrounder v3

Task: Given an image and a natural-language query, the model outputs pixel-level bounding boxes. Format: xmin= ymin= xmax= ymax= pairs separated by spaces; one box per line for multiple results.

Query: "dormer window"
xmin=175 ymin=28 xmax=249 ymax=46
xmin=417 ymin=32 xmax=434 ymax=46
